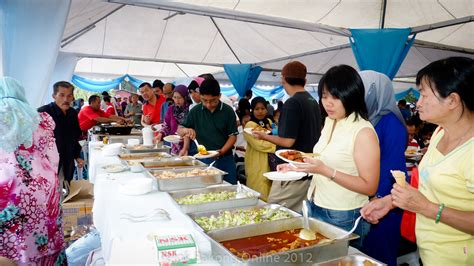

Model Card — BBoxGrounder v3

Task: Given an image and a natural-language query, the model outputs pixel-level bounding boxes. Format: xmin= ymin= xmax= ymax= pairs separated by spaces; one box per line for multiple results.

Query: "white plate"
xmin=103 ymin=164 xmax=128 ymax=173
xmin=118 ymin=178 xmax=153 ymax=196
xmin=243 ymin=127 xmax=271 ymax=135
xmin=263 ymin=171 xmax=306 ymax=181
xmin=194 ymin=150 xmax=219 ymax=159
xmin=275 ymin=149 xmax=308 ymax=165
xmin=163 ymin=135 xmax=182 ymax=143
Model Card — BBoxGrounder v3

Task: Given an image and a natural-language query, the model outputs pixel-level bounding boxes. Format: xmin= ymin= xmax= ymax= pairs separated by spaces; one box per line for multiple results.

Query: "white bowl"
xmin=118 ymin=178 xmax=153 ymax=195
xmin=102 ymin=143 xmax=123 ymax=156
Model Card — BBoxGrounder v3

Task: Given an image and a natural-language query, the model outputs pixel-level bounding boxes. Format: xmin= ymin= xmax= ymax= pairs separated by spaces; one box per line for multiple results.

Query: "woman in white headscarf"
xmin=0 ymin=77 xmax=66 ymax=265
xmin=358 ymin=71 xmax=407 ymax=266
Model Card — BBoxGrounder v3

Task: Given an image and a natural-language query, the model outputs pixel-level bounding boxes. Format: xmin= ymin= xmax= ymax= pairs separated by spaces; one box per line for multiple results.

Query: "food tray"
xmin=189 ymin=204 xmax=301 ymax=232
xmin=125 ymin=144 xmax=171 ymax=154
xmin=168 ymin=185 xmax=260 ymax=214
xmin=146 ymin=166 xmax=226 ymax=191
xmin=119 ymin=152 xmax=173 ymax=162
xmin=205 ymin=217 xmax=358 ymax=265
xmin=314 ymin=254 xmax=386 ymax=265
xmin=141 ymin=156 xmax=207 ymax=169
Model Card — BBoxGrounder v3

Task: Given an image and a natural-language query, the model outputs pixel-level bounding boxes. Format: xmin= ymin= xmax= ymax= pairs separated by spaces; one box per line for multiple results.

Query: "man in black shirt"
xmin=254 ymin=61 xmax=322 ymax=211
xmin=38 ymin=81 xmax=83 ymax=187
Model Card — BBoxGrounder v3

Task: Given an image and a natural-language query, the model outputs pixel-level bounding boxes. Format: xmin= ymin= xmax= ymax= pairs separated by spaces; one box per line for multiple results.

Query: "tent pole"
xmin=62 ymin=4 xmax=125 ymax=42
xmin=61 ymin=25 xmax=96 ymax=48
xmin=210 ymin=17 xmax=242 ymax=63
xmin=380 ymin=0 xmax=387 ymax=29
xmin=75 ymin=53 xmax=226 ymax=67
xmin=254 ymin=44 xmax=351 ymax=66
xmin=108 ymin=0 xmax=351 ymax=37
xmin=411 ymin=16 xmax=473 ymax=34
xmin=174 ymin=64 xmax=190 ymax=77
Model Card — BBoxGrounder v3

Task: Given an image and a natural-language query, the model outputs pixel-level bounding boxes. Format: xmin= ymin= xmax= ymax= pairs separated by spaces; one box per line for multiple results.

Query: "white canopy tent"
xmin=61 ymin=0 xmax=473 ymax=89
xmin=1 ymin=0 xmax=472 ymax=106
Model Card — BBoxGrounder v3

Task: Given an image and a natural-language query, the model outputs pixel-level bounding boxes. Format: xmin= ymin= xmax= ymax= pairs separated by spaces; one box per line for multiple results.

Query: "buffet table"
xmin=88 ymin=141 xmax=382 ymax=265
xmin=89 ymin=141 xmax=220 ymax=265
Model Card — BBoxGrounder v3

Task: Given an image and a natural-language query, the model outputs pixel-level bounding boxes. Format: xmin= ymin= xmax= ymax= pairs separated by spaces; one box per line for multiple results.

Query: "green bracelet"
xmin=435 ymin=203 xmax=445 ymax=224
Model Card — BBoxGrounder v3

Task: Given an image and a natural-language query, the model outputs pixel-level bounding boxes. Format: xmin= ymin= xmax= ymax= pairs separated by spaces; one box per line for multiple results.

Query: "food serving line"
xmin=87 ymin=132 xmax=385 ymax=265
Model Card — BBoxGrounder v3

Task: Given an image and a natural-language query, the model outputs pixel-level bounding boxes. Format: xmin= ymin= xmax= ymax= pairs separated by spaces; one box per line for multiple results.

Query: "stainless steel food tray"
xmin=146 ymin=166 xmax=226 ymax=191
xmin=141 ymin=156 xmax=207 ymax=169
xmin=204 ymin=216 xmax=358 ymax=265
xmin=189 ymin=203 xmax=301 ymax=232
xmin=119 ymin=152 xmax=173 ymax=162
xmin=124 ymin=144 xmax=171 ymax=154
xmin=168 ymin=185 xmax=260 ymax=214
xmin=314 ymin=254 xmax=386 ymax=265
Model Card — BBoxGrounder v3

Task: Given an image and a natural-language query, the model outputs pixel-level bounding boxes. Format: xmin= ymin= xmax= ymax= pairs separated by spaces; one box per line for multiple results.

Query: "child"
xmin=243 ymin=97 xmax=276 ymax=200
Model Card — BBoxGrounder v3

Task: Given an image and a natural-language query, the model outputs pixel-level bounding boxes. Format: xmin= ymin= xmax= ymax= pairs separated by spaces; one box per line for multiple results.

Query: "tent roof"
xmin=62 ymin=0 xmax=474 ymax=82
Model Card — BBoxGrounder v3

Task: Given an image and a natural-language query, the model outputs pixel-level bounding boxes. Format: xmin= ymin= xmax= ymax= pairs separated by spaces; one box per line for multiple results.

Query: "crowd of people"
xmin=0 ymin=56 xmax=472 ymax=265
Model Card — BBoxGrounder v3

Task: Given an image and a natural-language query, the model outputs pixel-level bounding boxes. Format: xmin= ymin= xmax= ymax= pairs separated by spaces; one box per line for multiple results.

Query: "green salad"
xmin=176 ymin=191 xmax=240 ymax=205
xmin=194 ymin=207 xmax=292 ymax=231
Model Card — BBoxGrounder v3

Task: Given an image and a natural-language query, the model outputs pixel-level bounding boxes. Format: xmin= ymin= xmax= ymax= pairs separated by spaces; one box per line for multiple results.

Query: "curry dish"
xmin=221 ymin=229 xmax=327 ymax=259
xmin=279 ymin=150 xmax=305 ymax=163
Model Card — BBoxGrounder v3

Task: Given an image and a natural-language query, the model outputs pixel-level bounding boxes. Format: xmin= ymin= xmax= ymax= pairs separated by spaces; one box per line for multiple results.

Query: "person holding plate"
xmin=154 ymin=85 xmax=191 ymax=155
xmin=279 ymin=65 xmax=380 ymax=249
xmin=361 ymin=57 xmax=474 ymax=265
xmin=178 ymin=79 xmax=239 ymax=184
xmin=244 ymin=96 xmax=276 ymax=200
xmin=253 ymin=61 xmax=322 ymax=212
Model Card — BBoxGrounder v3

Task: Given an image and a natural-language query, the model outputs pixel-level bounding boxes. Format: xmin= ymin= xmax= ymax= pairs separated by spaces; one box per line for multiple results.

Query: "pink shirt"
xmin=0 ymin=113 xmax=65 ymax=264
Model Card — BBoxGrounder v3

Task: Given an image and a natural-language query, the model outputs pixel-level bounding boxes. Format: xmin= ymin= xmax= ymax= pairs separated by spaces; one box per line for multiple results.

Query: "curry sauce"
xmin=221 ymin=229 xmax=327 ymax=259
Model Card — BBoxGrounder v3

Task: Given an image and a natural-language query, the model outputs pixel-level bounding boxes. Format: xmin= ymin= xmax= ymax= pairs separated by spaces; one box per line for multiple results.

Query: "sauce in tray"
xmin=221 ymin=228 xmax=327 ymax=259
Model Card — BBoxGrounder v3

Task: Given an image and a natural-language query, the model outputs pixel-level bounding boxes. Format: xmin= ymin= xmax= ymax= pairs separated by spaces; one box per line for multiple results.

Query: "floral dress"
xmin=0 ymin=112 xmax=66 ymax=265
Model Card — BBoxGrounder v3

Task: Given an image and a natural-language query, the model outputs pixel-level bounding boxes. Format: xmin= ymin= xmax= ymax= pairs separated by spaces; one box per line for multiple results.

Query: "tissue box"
xmin=155 ymin=234 xmax=197 ymax=266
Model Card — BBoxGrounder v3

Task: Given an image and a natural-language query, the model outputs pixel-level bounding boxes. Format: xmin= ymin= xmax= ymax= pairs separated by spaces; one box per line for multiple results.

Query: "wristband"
xmin=329 ymin=169 xmax=337 ymax=181
xmin=435 ymin=203 xmax=445 ymax=224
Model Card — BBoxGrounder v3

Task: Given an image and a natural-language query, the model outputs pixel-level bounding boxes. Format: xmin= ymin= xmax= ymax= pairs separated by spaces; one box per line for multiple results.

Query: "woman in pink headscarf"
xmin=155 ymin=85 xmax=191 ymax=154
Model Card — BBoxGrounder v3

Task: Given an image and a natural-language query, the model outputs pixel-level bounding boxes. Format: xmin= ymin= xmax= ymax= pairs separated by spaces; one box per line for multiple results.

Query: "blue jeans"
xmin=199 ymin=154 xmax=237 ymax=184
xmin=308 ymin=202 xmax=370 ymax=250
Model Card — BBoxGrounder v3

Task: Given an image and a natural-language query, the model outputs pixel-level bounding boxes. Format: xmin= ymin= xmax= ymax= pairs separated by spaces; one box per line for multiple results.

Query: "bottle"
xmin=103 ymin=134 xmax=109 ymax=144
xmin=142 ymin=126 xmax=154 ymax=146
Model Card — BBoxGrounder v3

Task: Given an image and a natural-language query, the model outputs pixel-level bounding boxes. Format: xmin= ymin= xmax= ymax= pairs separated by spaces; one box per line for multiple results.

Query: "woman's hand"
xmin=361 ymin=195 xmax=393 ymax=224
xmin=154 ymin=133 xmax=163 ymax=144
xmin=252 ymin=131 xmax=267 ymax=140
xmin=290 ymin=157 xmax=325 ymax=174
xmin=391 ymin=184 xmax=430 ymax=214
xmin=179 ymin=149 xmax=188 ymax=156
xmin=276 ymin=163 xmax=293 ymax=173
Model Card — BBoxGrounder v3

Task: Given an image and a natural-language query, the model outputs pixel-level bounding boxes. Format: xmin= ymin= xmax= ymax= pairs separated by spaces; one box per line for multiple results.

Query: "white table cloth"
xmin=88 ymin=142 xmax=219 ymax=265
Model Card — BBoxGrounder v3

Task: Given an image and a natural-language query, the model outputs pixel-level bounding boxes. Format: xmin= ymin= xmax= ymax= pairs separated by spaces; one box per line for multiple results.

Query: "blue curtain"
xmin=72 ymin=75 xmax=125 ymax=92
xmin=224 ymin=64 xmax=263 ymax=97
xmin=350 ymin=28 xmax=416 ymax=80
xmin=71 ymin=74 xmax=148 ymax=92
xmin=1 ymin=0 xmax=72 ymax=107
xmin=395 ymin=88 xmax=420 ymax=101
xmin=125 ymin=74 xmax=144 ymax=90
xmin=220 ymin=84 xmax=285 ymax=99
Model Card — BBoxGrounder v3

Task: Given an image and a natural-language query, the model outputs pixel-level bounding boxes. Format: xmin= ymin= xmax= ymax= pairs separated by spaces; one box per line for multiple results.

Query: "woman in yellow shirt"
xmin=244 ymin=96 xmax=276 ymax=200
xmin=361 ymin=57 xmax=474 ymax=265
xmin=280 ymin=65 xmax=380 ymax=249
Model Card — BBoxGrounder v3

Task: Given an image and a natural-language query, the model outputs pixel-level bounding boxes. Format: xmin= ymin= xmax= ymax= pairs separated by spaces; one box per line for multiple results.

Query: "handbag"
xmin=400 ymin=167 xmax=419 ymax=242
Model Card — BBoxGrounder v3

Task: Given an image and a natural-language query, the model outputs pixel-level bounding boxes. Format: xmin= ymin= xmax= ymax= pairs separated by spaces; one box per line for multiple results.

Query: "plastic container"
xmin=142 ymin=126 xmax=154 ymax=146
